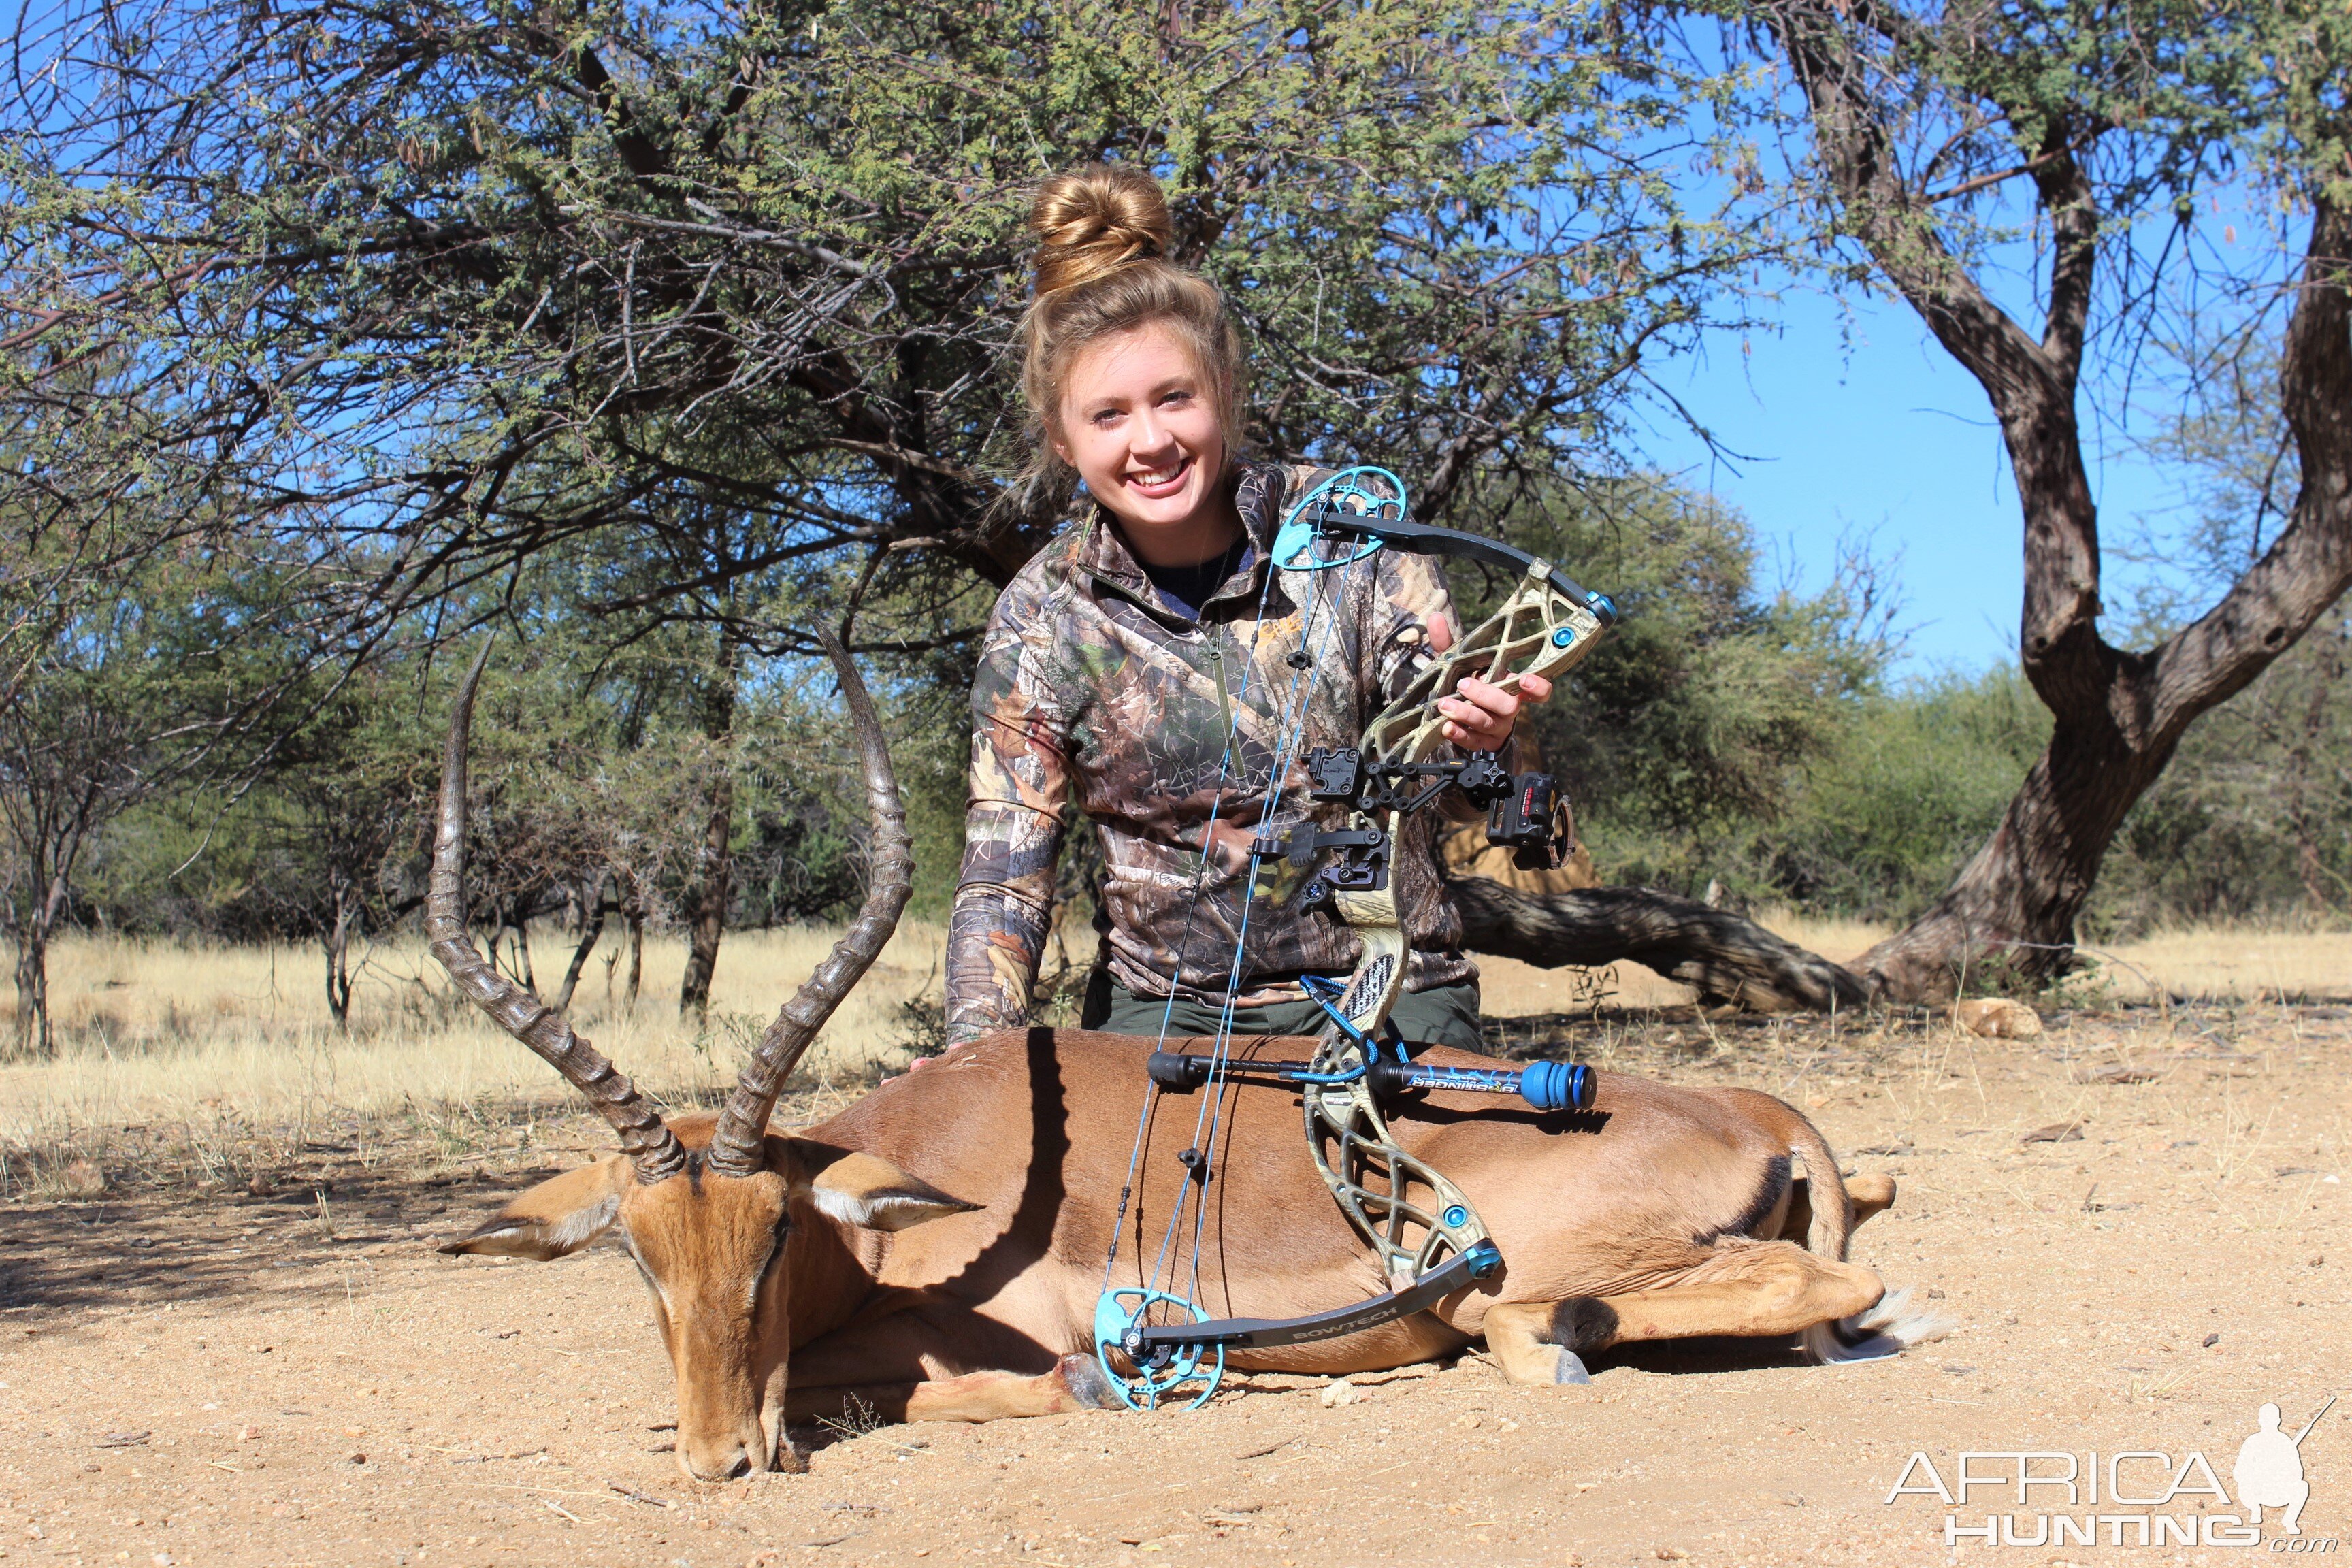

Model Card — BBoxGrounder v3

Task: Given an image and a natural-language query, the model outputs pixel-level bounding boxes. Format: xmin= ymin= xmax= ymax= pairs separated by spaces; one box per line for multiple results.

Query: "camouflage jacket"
xmin=944 ymin=461 xmax=1480 ymax=1046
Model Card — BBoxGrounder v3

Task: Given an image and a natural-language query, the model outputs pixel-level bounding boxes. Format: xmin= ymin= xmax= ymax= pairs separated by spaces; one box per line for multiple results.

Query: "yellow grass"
xmin=9 ymin=910 xmax=2342 ymax=1179
xmin=3 ymin=924 xmax=947 ymax=1156
xmin=1476 ymin=911 xmax=2352 ymax=1016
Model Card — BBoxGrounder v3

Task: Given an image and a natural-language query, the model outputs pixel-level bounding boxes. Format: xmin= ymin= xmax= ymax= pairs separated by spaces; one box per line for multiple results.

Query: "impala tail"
xmin=1784 ymin=1122 xmax=1955 ymax=1363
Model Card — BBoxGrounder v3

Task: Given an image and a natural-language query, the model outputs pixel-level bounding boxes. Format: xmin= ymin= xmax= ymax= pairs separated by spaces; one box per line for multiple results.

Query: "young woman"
xmin=943 ymin=165 xmax=1551 ymax=1051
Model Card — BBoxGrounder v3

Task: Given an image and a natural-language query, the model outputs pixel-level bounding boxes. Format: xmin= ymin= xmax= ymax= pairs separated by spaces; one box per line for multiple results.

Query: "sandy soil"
xmin=3 ymin=1002 xmax=2347 ymax=1567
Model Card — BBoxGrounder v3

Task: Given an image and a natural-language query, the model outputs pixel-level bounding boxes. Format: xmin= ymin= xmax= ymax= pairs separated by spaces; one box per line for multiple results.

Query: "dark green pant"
xmin=1096 ymin=979 xmax=1485 ymax=1051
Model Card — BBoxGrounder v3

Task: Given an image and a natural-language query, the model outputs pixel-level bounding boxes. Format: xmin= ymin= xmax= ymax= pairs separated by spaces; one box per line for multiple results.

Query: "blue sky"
xmin=1643 ymin=284 xmax=2183 ymax=677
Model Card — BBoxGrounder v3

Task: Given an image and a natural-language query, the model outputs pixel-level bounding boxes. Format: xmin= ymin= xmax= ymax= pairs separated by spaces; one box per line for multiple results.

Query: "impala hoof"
xmin=1057 ymin=1352 xmax=1125 ymax=1411
xmin=1555 ymin=1349 xmax=1592 ymax=1386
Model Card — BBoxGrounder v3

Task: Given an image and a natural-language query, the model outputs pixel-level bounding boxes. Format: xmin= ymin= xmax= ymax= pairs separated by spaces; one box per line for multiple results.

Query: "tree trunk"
xmin=1449 ymin=876 xmax=1869 ymax=1012
xmin=323 ymin=885 xmax=358 ymax=1029
xmin=12 ymin=926 xmax=49 ymax=1058
xmin=1855 ymin=736 xmax=2169 ymax=998
xmin=508 ymin=906 xmax=538 ymax=992
xmin=552 ymin=872 xmax=608 ymax=1013
xmin=679 ymin=632 xmax=741 ymax=1017
xmin=2287 ymin=621 xmax=2345 ymax=913
xmin=625 ymin=905 xmax=644 ymax=1011
xmin=679 ymin=773 xmax=734 ymax=1016
xmin=1762 ymin=0 xmax=2352 ymax=1000
xmin=9 ymin=866 xmax=71 ymax=1058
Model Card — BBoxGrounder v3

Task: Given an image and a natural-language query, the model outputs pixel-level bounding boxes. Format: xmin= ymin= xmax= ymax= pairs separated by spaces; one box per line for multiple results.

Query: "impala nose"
xmin=678 ymin=1442 xmax=755 ymax=1483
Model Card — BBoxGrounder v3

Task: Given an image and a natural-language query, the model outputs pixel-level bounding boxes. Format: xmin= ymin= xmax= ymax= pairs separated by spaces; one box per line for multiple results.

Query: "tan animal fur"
xmin=430 ymin=635 xmax=1941 ymax=1483
xmin=448 ymin=1028 xmax=1936 ymax=1479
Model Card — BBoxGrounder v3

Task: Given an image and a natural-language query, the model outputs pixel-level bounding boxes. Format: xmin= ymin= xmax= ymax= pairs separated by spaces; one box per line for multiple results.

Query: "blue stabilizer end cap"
xmin=1518 ymin=1060 xmax=1595 ymax=1112
xmin=1463 ymin=1239 xmax=1505 ymax=1280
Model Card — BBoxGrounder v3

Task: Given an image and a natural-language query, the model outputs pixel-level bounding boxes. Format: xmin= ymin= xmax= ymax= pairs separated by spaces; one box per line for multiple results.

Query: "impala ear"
xmin=441 ymin=1158 xmax=630 ymax=1260
xmin=789 ymin=1143 xmax=981 ymax=1232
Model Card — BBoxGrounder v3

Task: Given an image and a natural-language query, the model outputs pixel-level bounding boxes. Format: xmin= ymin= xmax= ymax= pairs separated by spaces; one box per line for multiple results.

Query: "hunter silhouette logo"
xmin=2238 ymin=1396 xmax=2334 ymax=1537
xmin=1884 ymin=1393 xmax=2340 ymax=1549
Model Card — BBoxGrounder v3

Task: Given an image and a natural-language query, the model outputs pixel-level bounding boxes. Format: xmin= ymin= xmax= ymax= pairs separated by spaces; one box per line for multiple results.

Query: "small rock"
xmin=2072 ymin=1062 xmax=2157 ymax=1084
xmin=1656 ymin=1550 xmax=1690 ymax=1561
xmin=1452 ymin=1412 xmax=1482 ymax=1429
xmin=347 ymin=1451 xmax=366 ymax=1465
xmin=1318 ymin=1379 xmax=1362 ymax=1408
xmin=2021 ymin=1119 xmax=2086 ymax=1144
xmin=247 ymin=1173 xmax=276 ymax=1198
xmin=1926 ymin=1288 xmax=1946 ymax=1299
xmin=1942 ymin=1364 xmax=1977 ymax=1376
xmin=1955 ymin=998 xmax=2042 ymax=1039
xmin=2203 ymin=1332 xmax=2221 ymax=1348
xmin=238 ymin=1425 xmax=260 ymax=1441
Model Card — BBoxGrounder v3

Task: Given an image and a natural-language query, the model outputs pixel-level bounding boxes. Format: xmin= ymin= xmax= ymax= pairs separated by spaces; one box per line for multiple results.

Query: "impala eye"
xmin=762 ymin=1211 xmax=793 ymax=1274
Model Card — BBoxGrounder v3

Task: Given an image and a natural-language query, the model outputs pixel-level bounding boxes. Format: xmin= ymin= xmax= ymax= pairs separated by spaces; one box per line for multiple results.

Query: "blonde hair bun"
xmin=1030 ymin=165 xmax=1174 ymax=298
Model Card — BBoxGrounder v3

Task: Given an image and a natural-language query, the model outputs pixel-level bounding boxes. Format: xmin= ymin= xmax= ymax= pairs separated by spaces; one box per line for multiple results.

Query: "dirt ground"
xmin=3 ymin=1002 xmax=2347 ymax=1568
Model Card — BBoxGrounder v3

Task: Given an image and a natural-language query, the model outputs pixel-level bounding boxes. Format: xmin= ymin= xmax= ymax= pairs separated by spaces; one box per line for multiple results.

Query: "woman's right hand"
xmin=1426 ymin=614 xmax=1553 ymax=751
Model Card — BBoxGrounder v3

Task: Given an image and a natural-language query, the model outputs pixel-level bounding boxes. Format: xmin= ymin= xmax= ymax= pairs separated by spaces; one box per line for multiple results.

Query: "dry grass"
xmin=10 ymin=909 xmax=2342 ymax=1196
xmin=1 ymin=924 xmax=947 ymax=1194
xmin=1476 ymin=911 xmax=2352 ymax=1017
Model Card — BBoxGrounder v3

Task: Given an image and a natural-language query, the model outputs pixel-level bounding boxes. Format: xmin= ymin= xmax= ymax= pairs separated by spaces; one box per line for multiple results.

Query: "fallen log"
xmin=1449 ymin=876 xmax=1872 ymax=1013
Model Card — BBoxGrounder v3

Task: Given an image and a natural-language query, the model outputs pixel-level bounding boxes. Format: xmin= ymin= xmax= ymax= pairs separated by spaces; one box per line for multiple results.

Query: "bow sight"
xmin=1259 ymin=747 xmax=1578 ymax=915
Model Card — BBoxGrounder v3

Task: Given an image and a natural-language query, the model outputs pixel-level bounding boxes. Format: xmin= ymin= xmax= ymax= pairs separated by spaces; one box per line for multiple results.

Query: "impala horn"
xmin=707 ymin=625 xmax=913 ymax=1177
xmin=425 ymin=639 xmax=689 ymax=1185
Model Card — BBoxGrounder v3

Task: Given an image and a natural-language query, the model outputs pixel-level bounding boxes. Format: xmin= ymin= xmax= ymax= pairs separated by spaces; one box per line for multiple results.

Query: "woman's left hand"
xmin=1427 ymin=614 xmax=1554 ymax=751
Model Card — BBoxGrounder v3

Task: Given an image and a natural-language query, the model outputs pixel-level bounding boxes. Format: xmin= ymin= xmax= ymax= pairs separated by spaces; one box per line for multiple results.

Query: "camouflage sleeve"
xmin=1369 ymin=542 xmax=1456 ymax=707
xmin=944 ymin=582 xmax=1075 ymax=1047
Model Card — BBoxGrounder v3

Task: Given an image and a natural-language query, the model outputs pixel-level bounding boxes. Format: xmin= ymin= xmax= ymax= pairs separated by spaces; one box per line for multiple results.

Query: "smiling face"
xmin=1051 ymin=320 xmax=1239 ymax=566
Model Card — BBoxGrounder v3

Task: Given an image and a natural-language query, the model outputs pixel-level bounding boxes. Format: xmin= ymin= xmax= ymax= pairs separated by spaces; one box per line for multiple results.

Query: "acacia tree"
xmin=0 ymin=561 xmax=299 ymax=1053
xmin=5 ymin=0 xmax=1843 ymax=1005
xmin=1741 ymin=0 xmax=2352 ymax=998
xmin=247 ymin=690 xmax=431 ymax=1028
xmin=0 ymin=651 xmax=148 ymax=1053
xmin=3 ymin=0 xmax=1771 ymax=630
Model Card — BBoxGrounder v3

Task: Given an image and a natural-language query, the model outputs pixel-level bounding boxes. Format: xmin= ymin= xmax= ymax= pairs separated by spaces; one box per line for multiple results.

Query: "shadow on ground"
xmin=0 ymin=1162 xmax=553 ymax=1318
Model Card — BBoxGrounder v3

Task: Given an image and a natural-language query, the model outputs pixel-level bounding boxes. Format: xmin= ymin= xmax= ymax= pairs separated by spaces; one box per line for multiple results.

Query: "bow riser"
xmin=1367 ymin=559 xmax=1611 ymax=766
xmin=1306 ymin=547 xmax=1616 ymax=1307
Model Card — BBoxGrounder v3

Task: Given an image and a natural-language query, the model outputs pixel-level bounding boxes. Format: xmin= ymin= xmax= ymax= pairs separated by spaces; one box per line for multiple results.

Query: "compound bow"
xmin=1094 ymin=470 xmax=1621 ymax=1408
